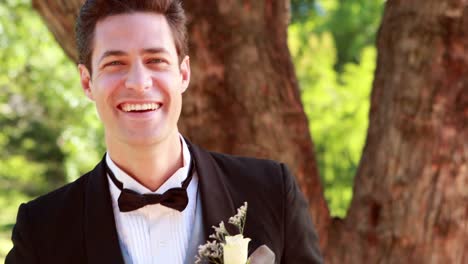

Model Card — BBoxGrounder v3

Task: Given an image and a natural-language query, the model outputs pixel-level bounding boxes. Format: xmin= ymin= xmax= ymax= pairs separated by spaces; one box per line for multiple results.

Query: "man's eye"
xmin=148 ymin=58 xmax=165 ymax=64
xmin=105 ymin=61 xmax=123 ymax=67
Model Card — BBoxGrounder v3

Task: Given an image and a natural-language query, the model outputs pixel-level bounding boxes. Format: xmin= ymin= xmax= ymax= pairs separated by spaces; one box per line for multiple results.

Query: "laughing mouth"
xmin=120 ymin=102 xmax=162 ymax=112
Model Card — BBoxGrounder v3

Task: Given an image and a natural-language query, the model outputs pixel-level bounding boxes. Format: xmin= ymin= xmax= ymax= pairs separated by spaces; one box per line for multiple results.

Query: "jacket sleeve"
xmin=280 ymin=164 xmax=323 ymax=264
xmin=5 ymin=203 xmax=38 ymax=264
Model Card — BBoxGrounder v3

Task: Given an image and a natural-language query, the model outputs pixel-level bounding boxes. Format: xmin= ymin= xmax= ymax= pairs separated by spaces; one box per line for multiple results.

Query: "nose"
xmin=125 ymin=62 xmax=152 ymax=92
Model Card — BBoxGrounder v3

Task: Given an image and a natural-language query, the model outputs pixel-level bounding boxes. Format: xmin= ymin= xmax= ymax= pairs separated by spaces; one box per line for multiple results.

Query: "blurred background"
xmin=0 ymin=0 xmax=384 ymax=260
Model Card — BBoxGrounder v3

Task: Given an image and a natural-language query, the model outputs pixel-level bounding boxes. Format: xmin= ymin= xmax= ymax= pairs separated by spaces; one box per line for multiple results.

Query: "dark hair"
xmin=76 ymin=0 xmax=187 ymax=72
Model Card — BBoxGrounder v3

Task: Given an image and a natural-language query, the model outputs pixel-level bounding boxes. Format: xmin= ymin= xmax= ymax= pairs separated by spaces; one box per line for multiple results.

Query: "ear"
xmin=78 ymin=64 xmax=94 ymax=101
xmin=179 ymin=56 xmax=191 ymax=93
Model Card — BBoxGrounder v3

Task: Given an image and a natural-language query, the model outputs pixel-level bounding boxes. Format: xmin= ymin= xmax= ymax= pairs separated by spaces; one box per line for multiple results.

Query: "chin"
xmin=106 ymin=123 xmax=178 ymax=148
xmin=123 ymin=134 xmax=161 ymax=145
xmin=123 ymin=130 xmax=174 ymax=147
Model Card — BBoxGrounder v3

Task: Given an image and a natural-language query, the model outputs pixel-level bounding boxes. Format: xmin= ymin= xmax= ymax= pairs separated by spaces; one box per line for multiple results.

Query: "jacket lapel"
xmin=187 ymin=141 xmax=265 ymax=257
xmin=186 ymin=140 xmax=237 ymax=241
xmin=84 ymin=156 xmax=125 ymax=264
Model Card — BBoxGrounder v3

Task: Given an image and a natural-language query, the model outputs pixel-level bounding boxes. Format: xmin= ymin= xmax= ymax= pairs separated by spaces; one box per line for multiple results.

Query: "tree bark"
xmin=32 ymin=0 xmax=330 ymax=249
xmin=180 ymin=2 xmax=329 ymax=241
xmin=327 ymin=1 xmax=468 ymax=263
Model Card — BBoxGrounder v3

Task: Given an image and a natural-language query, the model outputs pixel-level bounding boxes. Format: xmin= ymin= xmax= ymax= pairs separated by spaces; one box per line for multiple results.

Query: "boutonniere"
xmin=196 ymin=202 xmax=251 ymax=264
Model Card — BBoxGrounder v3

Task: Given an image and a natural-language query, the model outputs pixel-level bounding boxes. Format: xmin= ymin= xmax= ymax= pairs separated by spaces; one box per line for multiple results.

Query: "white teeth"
xmin=121 ymin=103 xmax=161 ymax=112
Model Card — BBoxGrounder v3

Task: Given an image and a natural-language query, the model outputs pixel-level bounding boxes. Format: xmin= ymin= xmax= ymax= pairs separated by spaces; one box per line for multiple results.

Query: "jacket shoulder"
xmin=8 ymin=170 xmax=96 ymax=263
xmin=208 ymin=151 xmax=283 ymax=176
xmin=22 ymin=171 xmax=92 ymax=223
xmin=206 ymin=150 xmax=288 ymax=197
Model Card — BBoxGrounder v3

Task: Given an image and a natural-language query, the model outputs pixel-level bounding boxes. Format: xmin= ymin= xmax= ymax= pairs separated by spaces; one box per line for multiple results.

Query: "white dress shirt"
xmin=106 ymin=136 xmax=199 ymax=264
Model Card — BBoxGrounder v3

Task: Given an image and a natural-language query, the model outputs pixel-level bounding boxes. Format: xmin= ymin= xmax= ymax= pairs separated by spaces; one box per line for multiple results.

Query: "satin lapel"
xmin=186 ymin=140 xmax=237 ymax=241
xmin=84 ymin=157 xmax=125 ymax=264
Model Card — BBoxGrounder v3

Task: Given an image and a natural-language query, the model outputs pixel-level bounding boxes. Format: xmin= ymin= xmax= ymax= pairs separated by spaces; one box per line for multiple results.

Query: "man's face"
xmin=79 ymin=12 xmax=190 ymax=147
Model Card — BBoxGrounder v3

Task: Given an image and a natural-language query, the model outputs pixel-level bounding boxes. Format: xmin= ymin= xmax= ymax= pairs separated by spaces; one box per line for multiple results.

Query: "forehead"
xmin=92 ymin=12 xmax=177 ymax=60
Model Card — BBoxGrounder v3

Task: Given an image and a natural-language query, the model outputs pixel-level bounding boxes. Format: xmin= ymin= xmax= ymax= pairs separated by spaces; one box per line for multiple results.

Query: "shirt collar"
xmin=106 ymin=134 xmax=192 ymax=194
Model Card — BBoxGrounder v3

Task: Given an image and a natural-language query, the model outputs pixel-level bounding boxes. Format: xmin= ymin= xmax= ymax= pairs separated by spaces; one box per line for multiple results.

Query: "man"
xmin=6 ymin=1 xmax=323 ymax=263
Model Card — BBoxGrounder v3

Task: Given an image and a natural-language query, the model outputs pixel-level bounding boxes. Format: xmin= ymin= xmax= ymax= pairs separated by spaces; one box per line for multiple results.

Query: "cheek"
xmin=152 ymin=71 xmax=183 ymax=92
xmin=94 ymin=74 xmax=123 ymax=101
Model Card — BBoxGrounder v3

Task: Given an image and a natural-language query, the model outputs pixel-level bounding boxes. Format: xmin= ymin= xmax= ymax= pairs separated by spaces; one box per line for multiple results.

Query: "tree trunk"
xmin=180 ymin=2 xmax=330 ymax=241
xmin=32 ymin=0 xmax=468 ymax=263
xmin=32 ymin=0 xmax=330 ymax=249
xmin=327 ymin=1 xmax=468 ymax=263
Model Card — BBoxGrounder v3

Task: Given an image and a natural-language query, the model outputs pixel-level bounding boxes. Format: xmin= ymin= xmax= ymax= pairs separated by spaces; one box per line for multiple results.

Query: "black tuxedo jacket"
xmin=6 ymin=141 xmax=323 ymax=264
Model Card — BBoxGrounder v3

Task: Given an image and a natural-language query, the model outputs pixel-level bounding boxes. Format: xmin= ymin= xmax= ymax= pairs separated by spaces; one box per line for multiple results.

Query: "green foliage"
xmin=0 ymin=0 xmax=103 ymax=260
xmin=289 ymin=0 xmax=383 ymax=217
xmin=290 ymin=0 xmax=317 ymax=24
xmin=291 ymin=0 xmax=384 ymax=71
xmin=317 ymin=0 xmax=384 ymax=70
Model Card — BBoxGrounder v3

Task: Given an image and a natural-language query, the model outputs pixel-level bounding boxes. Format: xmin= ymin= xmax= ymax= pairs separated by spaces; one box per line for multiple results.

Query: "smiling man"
xmin=6 ymin=1 xmax=323 ymax=264
xmin=79 ymin=11 xmax=190 ymax=192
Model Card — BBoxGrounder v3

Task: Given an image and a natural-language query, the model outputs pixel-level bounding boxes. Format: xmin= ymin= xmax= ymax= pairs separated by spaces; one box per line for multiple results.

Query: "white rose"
xmin=223 ymin=234 xmax=251 ymax=264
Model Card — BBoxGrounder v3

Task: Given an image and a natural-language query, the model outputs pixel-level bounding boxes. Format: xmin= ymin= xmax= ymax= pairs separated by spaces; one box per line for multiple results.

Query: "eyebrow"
xmin=98 ymin=48 xmax=171 ymax=64
xmin=142 ymin=48 xmax=170 ymax=55
xmin=98 ymin=50 xmax=126 ymax=64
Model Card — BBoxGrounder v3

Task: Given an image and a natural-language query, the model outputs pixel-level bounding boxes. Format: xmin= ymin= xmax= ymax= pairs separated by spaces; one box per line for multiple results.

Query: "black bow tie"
xmin=105 ymin=158 xmax=195 ymax=213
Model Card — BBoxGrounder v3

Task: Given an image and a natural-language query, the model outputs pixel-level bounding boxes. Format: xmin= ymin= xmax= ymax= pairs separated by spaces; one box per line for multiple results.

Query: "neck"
xmin=106 ymin=132 xmax=183 ymax=192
